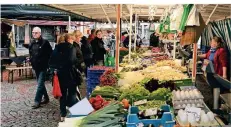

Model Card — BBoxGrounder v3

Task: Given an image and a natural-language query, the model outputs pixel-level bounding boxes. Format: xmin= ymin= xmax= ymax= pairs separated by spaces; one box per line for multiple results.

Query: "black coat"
xmin=73 ymin=42 xmax=84 ymax=72
xmin=91 ymin=37 xmax=106 ymax=62
xmin=29 ymin=37 xmax=52 ymax=71
xmin=49 ymin=42 xmax=81 ymax=87
xmin=81 ymin=38 xmax=93 ymax=60
xmin=150 ymin=33 xmax=159 ymax=47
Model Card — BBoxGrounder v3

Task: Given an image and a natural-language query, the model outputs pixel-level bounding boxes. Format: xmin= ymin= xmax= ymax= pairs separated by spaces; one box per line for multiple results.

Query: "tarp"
xmin=1 ymin=18 xmax=28 ymax=26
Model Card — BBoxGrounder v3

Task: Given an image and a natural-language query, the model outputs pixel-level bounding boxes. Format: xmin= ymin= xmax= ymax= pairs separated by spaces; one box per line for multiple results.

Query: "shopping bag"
xmin=104 ymin=53 xmax=115 ymax=67
xmin=52 ymin=73 xmax=62 ymax=99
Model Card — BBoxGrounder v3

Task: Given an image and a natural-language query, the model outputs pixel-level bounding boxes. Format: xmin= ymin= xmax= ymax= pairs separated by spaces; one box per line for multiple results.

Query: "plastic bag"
xmin=104 ymin=53 xmax=115 ymax=67
xmin=52 ymin=73 xmax=62 ymax=99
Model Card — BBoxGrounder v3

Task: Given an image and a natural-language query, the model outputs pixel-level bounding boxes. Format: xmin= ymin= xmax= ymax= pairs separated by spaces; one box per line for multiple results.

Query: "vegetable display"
xmin=89 ymin=95 xmax=110 ymax=110
xmin=148 ymin=88 xmax=172 ymax=101
xmin=91 ymin=86 xmax=121 ymax=99
xmin=137 ymin=100 xmax=166 ymax=111
xmin=75 ymin=101 xmax=124 ymax=127
xmin=119 ymin=84 xmax=150 ymax=103
xmin=100 ymin=69 xmax=118 ymax=86
xmin=152 ymin=47 xmax=161 ymax=53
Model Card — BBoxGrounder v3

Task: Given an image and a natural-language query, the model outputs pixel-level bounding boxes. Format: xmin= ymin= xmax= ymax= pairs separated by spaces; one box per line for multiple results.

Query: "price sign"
xmin=145 ymin=108 xmax=157 ymax=116
xmin=185 ymin=107 xmax=201 ymax=122
xmin=134 ymin=99 xmax=147 ymax=106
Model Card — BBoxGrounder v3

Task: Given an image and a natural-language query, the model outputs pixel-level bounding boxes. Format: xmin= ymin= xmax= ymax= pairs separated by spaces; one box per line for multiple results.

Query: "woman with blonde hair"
xmin=49 ymin=33 xmax=80 ymax=122
xmin=73 ymin=30 xmax=84 ymax=73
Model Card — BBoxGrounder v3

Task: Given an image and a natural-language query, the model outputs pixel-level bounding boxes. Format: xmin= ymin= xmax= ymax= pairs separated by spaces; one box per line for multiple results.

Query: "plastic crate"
xmin=87 ymin=72 xmax=104 ymax=79
xmin=87 ymin=85 xmax=96 ymax=98
xmin=127 ymin=105 xmax=175 ymax=127
xmin=87 ymin=78 xmax=100 ymax=84
xmin=173 ymin=78 xmax=192 ymax=87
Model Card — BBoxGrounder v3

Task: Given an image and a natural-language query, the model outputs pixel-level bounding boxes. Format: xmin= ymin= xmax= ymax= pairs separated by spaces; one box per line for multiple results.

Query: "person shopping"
xmin=91 ymin=30 xmax=109 ymax=65
xmin=49 ymin=33 xmax=81 ymax=122
xmin=199 ymin=36 xmax=228 ymax=79
xmin=73 ymin=30 xmax=85 ymax=73
xmin=29 ymin=27 xmax=52 ymax=109
xmin=81 ymin=36 xmax=93 ymax=76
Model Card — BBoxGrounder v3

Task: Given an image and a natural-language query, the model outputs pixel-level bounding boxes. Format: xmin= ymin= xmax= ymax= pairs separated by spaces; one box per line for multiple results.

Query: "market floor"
xmin=1 ymin=79 xmax=87 ymax=127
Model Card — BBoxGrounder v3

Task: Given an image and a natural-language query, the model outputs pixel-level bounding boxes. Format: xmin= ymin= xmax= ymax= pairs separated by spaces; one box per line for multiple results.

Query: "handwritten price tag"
xmin=185 ymin=107 xmax=201 ymax=122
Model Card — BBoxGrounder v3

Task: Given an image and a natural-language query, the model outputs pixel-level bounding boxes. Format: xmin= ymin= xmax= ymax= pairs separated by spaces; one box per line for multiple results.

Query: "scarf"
xmin=209 ymin=48 xmax=217 ymax=62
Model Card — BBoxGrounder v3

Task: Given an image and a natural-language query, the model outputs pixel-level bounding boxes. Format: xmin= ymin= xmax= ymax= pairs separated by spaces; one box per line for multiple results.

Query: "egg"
xmin=207 ymin=112 xmax=215 ymax=121
xmin=180 ymin=112 xmax=188 ymax=124
xmin=188 ymin=99 xmax=193 ymax=104
xmin=178 ymin=109 xmax=184 ymax=116
xmin=184 ymin=100 xmax=188 ymax=104
xmin=188 ymin=113 xmax=196 ymax=124
xmin=192 ymin=104 xmax=196 ymax=107
xmin=201 ymin=114 xmax=209 ymax=123
xmin=195 ymin=92 xmax=200 ymax=98
xmin=187 ymin=104 xmax=191 ymax=107
xmin=177 ymin=104 xmax=182 ymax=109
xmin=180 ymin=91 xmax=185 ymax=99
xmin=176 ymin=92 xmax=181 ymax=100
xmin=182 ymin=104 xmax=186 ymax=108
xmin=185 ymin=91 xmax=190 ymax=99
xmin=179 ymin=100 xmax=183 ymax=105
xmin=197 ymin=103 xmax=201 ymax=107
xmin=189 ymin=91 xmax=195 ymax=99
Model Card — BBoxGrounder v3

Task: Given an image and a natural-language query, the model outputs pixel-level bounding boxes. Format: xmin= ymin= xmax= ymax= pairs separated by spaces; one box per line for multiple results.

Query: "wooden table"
xmin=6 ymin=66 xmax=33 ymax=84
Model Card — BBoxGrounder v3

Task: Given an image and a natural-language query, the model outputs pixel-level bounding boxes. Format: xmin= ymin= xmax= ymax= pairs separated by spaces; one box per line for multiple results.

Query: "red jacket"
xmin=206 ymin=48 xmax=227 ymax=76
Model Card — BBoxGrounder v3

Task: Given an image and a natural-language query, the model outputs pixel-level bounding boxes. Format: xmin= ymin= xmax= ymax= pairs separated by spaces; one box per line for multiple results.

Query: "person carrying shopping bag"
xmin=49 ymin=33 xmax=82 ymax=122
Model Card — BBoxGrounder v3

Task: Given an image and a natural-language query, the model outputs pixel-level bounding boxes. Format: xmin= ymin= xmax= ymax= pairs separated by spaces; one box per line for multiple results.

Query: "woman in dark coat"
xmin=73 ymin=30 xmax=85 ymax=73
xmin=81 ymin=36 xmax=93 ymax=76
xmin=49 ymin=33 xmax=81 ymax=122
xmin=91 ymin=30 xmax=109 ymax=65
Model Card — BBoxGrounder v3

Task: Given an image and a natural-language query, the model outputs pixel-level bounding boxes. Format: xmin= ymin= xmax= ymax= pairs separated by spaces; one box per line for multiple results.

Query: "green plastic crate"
xmin=173 ymin=78 xmax=193 ymax=87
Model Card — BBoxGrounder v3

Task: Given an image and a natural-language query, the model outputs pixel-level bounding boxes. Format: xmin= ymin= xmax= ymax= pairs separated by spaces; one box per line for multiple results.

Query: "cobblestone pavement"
xmin=1 ymin=79 xmax=87 ymax=127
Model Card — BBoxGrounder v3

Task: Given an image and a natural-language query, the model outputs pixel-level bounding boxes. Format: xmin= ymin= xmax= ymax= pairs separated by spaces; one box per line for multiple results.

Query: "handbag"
xmin=70 ymin=67 xmax=83 ymax=85
xmin=52 ymin=73 xmax=62 ymax=99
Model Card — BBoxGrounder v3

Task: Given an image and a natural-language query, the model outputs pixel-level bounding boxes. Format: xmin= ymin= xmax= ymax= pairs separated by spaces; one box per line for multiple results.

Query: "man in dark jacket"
xmin=150 ymin=32 xmax=159 ymax=47
xmin=81 ymin=36 xmax=93 ymax=76
xmin=29 ymin=27 xmax=52 ymax=109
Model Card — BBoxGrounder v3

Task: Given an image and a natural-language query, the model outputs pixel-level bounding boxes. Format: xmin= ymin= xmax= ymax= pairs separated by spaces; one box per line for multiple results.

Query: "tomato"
xmin=122 ymin=99 xmax=130 ymax=109
xmin=89 ymin=98 xmax=95 ymax=104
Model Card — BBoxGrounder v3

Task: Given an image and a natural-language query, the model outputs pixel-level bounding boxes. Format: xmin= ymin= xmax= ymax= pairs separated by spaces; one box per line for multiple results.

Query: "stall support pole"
xmin=68 ymin=16 xmax=71 ymax=33
xmin=192 ymin=43 xmax=198 ymax=82
xmin=134 ymin=13 xmax=137 ymax=52
xmin=213 ymin=88 xmax=220 ymax=110
xmin=16 ymin=26 xmax=19 ymax=47
xmin=173 ymin=34 xmax=177 ymax=59
xmin=24 ymin=24 xmax=30 ymax=44
xmin=115 ymin=4 xmax=121 ymax=73
xmin=128 ymin=4 xmax=133 ymax=62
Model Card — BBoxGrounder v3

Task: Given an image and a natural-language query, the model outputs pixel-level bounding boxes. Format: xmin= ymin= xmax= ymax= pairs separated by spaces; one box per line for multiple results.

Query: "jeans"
xmin=34 ymin=70 xmax=49 ymax=104
xmin=60 ymin=85 xmax=78 ymax=117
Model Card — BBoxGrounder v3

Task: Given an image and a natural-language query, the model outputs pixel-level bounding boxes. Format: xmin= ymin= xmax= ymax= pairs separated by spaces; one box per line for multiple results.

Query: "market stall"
xmin=56 ymin=4 xmax=230 ymax=127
